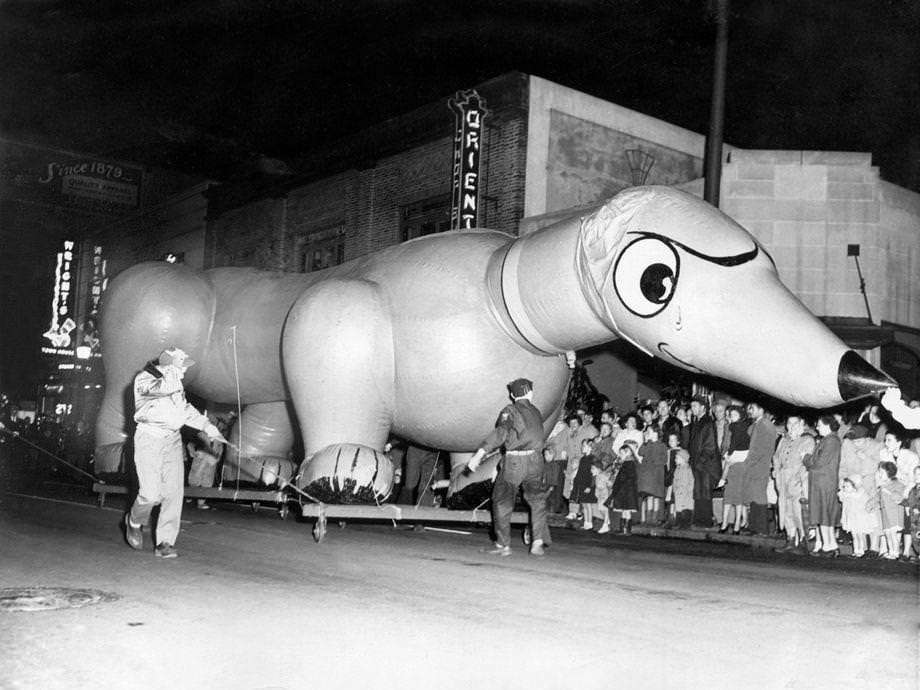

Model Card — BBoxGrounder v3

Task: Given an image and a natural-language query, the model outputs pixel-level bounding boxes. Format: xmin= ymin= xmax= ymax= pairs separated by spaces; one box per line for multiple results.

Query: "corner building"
xmin=169 ymin=72 xmax=920 ymax=407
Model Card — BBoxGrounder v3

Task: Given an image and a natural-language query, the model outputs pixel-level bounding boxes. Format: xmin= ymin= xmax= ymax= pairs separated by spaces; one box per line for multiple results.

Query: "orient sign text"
xmin=449 ymin=90 xmax=489 ymax=230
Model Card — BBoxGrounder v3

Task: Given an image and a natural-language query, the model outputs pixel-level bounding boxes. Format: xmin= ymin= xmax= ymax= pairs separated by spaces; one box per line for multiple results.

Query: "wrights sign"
xmin=42 ymin=240 xmax=77 ymax=356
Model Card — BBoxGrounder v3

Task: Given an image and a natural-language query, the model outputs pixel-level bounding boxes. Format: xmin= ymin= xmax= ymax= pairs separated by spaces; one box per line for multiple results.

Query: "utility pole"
xmin=704 ymin=0 xmax=729 ymax=207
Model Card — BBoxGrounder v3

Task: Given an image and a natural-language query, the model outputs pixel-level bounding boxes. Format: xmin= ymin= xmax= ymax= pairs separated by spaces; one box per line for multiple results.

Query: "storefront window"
xmin=400 ymin=195 xmax=450 ymax=242
xmin=297 ymin=225 xmax=346 ymax=273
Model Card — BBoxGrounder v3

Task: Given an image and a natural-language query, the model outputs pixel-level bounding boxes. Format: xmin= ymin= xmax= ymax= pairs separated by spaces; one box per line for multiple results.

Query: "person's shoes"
xmin=882 ymin=552 xmax=898 ymax=560
xmin=529 ymin=540 xmax=546 ymax=556
xmin=483 ymin=544 xmax=512 ymax=556
xmin=718 ymin=525 xmax=730 ymax=534
xmin=123 ymin=514 xmax=143 ymax=550
xmin=196 ymin=500 xmax=210 ymax=510
xmin=565 ymin=513 xmax=577 ymax=520
xmin=154 ymin=543 xmax=178 ymax=559
xmin=821 ymin=548 xmax=839 ymax=558
xmin=597 ymin=523 xmax=611 ymax=534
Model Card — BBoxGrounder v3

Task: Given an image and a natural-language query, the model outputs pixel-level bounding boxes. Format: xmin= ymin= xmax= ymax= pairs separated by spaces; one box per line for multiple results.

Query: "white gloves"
xmin=467 ymin=449 xmax=486 ymax=473
xmin=881 ymin=387 xmax=903 ymax=411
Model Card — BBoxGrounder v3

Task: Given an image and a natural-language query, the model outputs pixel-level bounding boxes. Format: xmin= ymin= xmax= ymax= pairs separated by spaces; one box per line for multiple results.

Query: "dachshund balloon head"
xmin=575 ymin=186 xmax=893 ymax=407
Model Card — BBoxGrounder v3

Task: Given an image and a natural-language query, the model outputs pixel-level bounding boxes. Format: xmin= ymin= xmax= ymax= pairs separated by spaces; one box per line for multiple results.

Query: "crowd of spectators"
xmin=4 ymin=386 xmax=920 ymax=562
xmin=0 ymin=394 xmax=95 ymax=481
xmin=543 ymin=393 xmax=920 ymax=561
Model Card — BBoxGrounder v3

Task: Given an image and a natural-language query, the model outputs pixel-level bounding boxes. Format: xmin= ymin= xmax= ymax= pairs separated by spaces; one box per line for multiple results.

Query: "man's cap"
xmin=507 ymin=378 xmax=533 ymax=398
xmin=159 ymin=347 xmax=195 ymax=368
xmin=845 ymin=424 xmax=869 ymax=439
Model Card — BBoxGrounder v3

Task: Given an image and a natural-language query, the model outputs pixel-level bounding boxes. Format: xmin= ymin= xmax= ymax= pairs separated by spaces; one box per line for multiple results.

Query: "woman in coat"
xmin=803 ymin=415 xmax=842 ymax=556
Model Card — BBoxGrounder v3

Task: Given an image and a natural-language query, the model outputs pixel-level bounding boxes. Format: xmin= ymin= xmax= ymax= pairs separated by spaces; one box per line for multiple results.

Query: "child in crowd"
xmin=671 ymin=448 xmax=695 ymax=529
xmin=593 ymin=458 xmax=614 ymax=534
xmin=594 ymin=421 xmax=617 ymax=470
xmin=867 ymin=460 xmax=906 ymax=560
xmin=904 ymin=466 xmax=920 ymax=562
xmin=542 ymin=446 xmax=565 ymax=515
xmin=636 ymin=425 xmax=667 ymax=525
xmin=839 ymin=474 xmax=876 ymax=558
xmin=606 ymin=442 xmax=639 ymax=534
xmin=570 ymin=438 xmax=597 ymax=530
xmin=664 ymin=432 xmax=683 ymax=524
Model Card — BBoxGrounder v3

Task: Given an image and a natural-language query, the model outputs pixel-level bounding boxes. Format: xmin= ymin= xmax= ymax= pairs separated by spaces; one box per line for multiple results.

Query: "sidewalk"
xmin=545 ymin=512 xmax=920 ymax=573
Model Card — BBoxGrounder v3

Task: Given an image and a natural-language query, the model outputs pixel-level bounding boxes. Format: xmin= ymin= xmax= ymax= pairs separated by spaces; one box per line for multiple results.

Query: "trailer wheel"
xmin=312 ymin=515 xmax=327 ymax=543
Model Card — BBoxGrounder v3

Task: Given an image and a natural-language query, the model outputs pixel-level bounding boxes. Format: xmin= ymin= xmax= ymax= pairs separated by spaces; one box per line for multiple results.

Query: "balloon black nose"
xmin=837 ymin=350 xmax=897 ymax=401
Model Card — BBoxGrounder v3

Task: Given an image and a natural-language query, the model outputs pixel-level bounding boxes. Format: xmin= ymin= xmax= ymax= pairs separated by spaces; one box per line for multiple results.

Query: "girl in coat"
xmin=839 ymin=474 xmax=877 ymax=558
xmin=606 ymin=442 xmax=640 ymax=534
xmin=671 ymin=449 xmax=695 ymax=528
xmin=570 ymin=438 xmax=597 ymax=530
xmin=867 ymin=460 xmax=907 ymax=559
xmin=593 ymin=459 xmax=614 ymax=534
xmin=636 ymin=425 xmax=667 ymax=525
xmin=664 ymin=431 xmax=684 ymax=525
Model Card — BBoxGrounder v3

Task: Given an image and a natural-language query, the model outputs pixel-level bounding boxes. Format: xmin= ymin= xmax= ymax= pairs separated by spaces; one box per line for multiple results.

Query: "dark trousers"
xmin=545 ymin=461 xmax=567 ymax=513
xmin=397 ymin=447 xmax=439 ymax=505
xmin=492 ymin=452 xmax=551 ymax=547
xmin=748 ymin=502 xmax=769 ymax=535
xmin=692 ymin=465 xmax=715 ymax=526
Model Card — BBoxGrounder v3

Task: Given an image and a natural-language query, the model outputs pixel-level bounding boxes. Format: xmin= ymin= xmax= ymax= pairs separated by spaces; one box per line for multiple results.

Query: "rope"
xmin=0 ymin=428 xmax=99 ymax=483
xmin=414 ymin=453 xmax=442 ymax=508
xmin=230 ymin=324 xmax=243 ymax=494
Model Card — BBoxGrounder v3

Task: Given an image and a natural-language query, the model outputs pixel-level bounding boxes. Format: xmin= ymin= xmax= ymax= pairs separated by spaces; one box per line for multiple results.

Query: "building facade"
xmin=8 ymin=71 xmax=919 ymax=419
xmin=202 ymin=72 xmax=920 ymax=408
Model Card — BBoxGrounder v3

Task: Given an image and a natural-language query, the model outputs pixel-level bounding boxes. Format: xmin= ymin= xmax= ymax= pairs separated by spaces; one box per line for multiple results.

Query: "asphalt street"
xmin=1 ymin=477 xmax=916 ymax=690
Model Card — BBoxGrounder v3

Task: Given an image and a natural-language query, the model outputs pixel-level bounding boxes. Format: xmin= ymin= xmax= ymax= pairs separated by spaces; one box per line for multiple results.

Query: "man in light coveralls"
xmin=123 ymin=347 xmax=224 ymax=558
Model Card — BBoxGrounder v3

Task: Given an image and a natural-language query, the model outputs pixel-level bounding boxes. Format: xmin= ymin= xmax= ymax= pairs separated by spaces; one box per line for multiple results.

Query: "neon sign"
xmin=43 ymin=240 xmax=76 ymax=354
xmin=449 ymin=90 xmax=489 ymax=230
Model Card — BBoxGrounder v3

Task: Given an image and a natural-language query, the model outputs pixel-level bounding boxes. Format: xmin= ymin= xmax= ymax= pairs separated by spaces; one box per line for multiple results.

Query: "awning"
xmin=819 ymin=316 xmax=896 ymax=350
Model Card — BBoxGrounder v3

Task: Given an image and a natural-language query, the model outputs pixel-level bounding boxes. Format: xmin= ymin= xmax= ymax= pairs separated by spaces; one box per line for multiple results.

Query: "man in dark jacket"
xmin=688 ymin=396 xmax=720 ymax=527
xmin=467 ymin=378 xmax=549 ymax=556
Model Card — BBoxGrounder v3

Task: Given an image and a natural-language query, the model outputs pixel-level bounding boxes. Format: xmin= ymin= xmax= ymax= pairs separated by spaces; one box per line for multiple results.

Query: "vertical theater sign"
xmin=449 ymin=89 xmax=489 ymax=230
xmin=42 ymin=240 xmax=77 ymax=356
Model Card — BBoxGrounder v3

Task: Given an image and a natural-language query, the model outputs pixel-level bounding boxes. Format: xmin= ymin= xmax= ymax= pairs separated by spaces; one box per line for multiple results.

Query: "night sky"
xmin=0 ymin=0 xmax=918 ymax=400
xmin=1 ymin=0 xmax=917 ymax=187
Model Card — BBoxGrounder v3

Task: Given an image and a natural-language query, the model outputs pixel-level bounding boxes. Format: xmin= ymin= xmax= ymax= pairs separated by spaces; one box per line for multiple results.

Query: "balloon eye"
xmin=640 ymin=263 xmax=675 ymax=303
xmin=613 ymin=238 xmax=680 ymax=317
